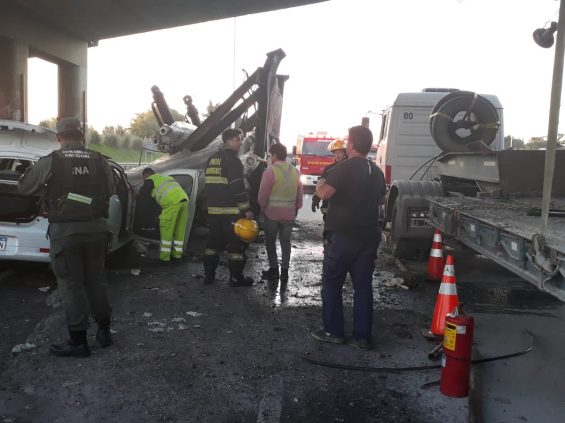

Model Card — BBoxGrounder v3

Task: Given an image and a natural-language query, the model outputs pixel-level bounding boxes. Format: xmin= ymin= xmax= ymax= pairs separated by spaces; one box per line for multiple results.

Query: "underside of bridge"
xmin=0 ymin=0 xmax=326 ymax=122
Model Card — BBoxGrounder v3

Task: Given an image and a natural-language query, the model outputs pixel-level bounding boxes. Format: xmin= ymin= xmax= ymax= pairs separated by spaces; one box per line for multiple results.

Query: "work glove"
xmin=311 ymin=196 xmax=320 ymax=213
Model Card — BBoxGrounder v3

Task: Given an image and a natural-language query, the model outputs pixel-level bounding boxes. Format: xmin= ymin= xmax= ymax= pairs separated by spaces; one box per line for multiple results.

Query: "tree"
xmin=525 ymin=137 xmax=547 ymax=150
xmin=104 ymin=133 xmax=119 ymax=148
xmin=86 ymin=128 xmax=101 ymax=145
xmin=115 ymin=125 xmax=127 ymax=136
xmin=131 ymin=137 xmax=144 ymax=151
xmin=121 ymin=134 xmax=131 ymax=149
xmin=512 ymin=138 xmax=525 ymax=149
xmin=102 ymin=126 xmax=117 ymax=136
xmin=128 ymin=109 xmax=184 ymax=138
xmin=39 ymin=117 xmax=57 ymax=130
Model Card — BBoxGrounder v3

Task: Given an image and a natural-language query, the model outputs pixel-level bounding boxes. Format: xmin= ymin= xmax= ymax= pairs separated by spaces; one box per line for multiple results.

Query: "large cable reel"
xmin=429 ymin=91 xmax=500 ymax=153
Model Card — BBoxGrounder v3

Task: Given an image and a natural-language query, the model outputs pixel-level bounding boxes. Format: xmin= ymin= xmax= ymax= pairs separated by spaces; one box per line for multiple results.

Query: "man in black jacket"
xmin=203 ymin=128 xmax=254 ymax=287
xmin=311 ymin=126 xmax=386 ymax=351
xmin=19 ymin=117 xmax=114 ymax=357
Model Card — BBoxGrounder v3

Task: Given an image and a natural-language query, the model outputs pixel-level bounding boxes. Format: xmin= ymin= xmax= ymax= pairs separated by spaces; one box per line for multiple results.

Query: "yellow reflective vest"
xmin=268 ymin=161 xmax=299 ymax=208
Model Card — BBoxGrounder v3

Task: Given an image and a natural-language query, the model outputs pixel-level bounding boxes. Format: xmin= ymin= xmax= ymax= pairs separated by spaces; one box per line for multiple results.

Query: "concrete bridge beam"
xmin=1 ymin=4 xmax=88 ymax=122
xmin=0 ymin=36 xmax=28 ymax=121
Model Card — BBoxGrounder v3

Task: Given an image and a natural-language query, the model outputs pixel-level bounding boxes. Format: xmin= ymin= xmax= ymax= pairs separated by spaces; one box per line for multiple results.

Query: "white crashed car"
xmin=0 ymin=120 xmax=200 ymax=263
xmin=0 ymin=120 xmax=135 ymax=263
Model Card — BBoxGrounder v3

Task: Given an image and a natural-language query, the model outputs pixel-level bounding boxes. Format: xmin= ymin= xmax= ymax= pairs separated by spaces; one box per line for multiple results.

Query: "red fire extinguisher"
xmin=440 ymin=314 xmax=474 ymax=397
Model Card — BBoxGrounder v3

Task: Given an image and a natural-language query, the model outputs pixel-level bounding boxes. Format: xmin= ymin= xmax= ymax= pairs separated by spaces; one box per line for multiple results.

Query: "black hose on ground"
xmin=304 ymin=331 xmax=534 ymax=373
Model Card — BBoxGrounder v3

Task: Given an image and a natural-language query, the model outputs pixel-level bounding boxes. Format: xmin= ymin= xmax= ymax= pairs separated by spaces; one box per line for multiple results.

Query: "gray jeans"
xmin=264 ymin=216 xmax=293 ymax=269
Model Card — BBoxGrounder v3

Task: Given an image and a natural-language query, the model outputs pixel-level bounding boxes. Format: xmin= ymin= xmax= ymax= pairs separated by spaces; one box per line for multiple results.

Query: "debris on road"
xmin=130 ymin=268 xmax=141 ymax=276
xmin=37 ymin=287 xmax=50 ymax=293
xmin=186 ymin=311 xmax=203 ymax=318
xmin=11 ymin=343 xmax=37 ymax=354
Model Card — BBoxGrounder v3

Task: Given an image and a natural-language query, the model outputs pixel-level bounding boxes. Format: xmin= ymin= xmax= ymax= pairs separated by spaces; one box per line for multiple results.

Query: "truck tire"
xmin=390 ymin=202 xmax=417 ymax=258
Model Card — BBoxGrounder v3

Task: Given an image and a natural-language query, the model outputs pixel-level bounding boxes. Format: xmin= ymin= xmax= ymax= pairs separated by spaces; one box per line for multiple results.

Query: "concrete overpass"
xmin=0 ymin=0 xmax=326 ymax=123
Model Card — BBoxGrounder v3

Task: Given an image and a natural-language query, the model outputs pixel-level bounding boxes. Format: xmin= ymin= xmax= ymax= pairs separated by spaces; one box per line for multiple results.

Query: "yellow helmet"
xmin=328 ymin=138 xmax=346 ymax=152
xmin=233 ymin=218 xmax=259 ymax=243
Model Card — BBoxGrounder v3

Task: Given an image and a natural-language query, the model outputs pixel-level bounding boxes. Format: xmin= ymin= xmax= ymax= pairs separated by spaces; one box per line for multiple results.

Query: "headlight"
xmin=409 ymin=208 xmax=428 ymax=218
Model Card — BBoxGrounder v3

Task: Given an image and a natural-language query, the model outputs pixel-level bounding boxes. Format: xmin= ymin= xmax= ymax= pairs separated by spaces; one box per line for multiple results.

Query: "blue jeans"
xmin=264 ymin=216 xmax=293 ymax=269
xmin=321 ymin=232 xmax=379 ymax=340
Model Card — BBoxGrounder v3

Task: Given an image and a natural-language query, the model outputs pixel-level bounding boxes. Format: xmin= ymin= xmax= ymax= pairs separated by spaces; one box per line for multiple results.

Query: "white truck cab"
xmin=376 ymin=89 xmax=504 ymax=184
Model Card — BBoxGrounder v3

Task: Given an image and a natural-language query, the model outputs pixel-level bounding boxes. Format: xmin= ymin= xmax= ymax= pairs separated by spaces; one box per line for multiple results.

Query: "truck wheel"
xmin=390 ymin=203 xmax=417 ymax=259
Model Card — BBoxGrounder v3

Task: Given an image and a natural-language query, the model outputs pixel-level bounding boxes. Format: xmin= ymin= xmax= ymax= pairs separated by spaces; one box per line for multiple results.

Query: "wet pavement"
xmin=0 ymin=194 xmax=563 ymax=422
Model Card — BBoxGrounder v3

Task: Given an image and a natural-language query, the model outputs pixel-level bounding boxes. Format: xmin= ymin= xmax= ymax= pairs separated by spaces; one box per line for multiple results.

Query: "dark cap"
xmin=56 ymin=117 xmax=82 ymax=134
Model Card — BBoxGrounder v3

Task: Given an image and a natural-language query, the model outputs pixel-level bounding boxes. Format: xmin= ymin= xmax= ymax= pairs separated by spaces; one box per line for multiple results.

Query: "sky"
xmin=27 ymin=0 xmax=561 ymax=146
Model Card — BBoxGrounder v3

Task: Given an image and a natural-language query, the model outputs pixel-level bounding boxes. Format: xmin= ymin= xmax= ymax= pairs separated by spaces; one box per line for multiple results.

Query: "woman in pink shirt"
xmin=258 ymin=143 xmax=303 ymax=282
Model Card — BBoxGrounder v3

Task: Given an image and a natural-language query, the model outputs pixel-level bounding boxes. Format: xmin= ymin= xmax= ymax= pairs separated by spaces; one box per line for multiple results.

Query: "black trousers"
xmin=204 ymin=214 xmax=247 ymax=276
xmin=50 ymin=232 xmax=112 ymax=332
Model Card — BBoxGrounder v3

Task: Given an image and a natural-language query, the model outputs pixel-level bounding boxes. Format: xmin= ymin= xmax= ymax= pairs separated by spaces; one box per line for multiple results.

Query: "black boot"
xmin=49 ymin=330 xmax=90 ymax=358
xmin=229 ymin=274 xmax=254 ymax=287
xmin=95 ymin=319 xmax=112 ymax=348
xmin=261 ymin=266 xmax=279 ymax=280
xmin=203 ymin=256 xmax=218 ymax=285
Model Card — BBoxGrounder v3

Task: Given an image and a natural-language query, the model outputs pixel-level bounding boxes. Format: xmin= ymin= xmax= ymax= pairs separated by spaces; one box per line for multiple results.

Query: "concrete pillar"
xmin=0 ymin=35 xmax=28 ymax=121
xmin=58 ymin=62 xmax=86 ymax=121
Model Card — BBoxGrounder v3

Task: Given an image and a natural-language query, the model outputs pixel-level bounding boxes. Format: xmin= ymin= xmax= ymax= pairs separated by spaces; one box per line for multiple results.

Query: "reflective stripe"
xmin=433 ymin=233 xmax=443 ymax=242
xmin=173 ymin=247 xmax=183 ymax=253
xmin=67 ymin=192 xmax=93 ymax=205
xmin=228 ymin=253 xmax=244 ymax=261
xmin=439 ymin=283 xmax=458 ymax=295
xmin=173 ymin=241 xmax=184 ymax=246
xmin=161 ymin=240 xmax=172 ymax=246
xmin=208 ymin=206 xmax=239 ymax=215
xmin=205 ymin=176 xmax=228 ymax=184
xmin=204 ymin=248 xmax=218 ymax=256
xmin=443 ymin=265 xmax=455 ymax=277
xmin=154 ymin=180 xmax=177 ymax=203
xmin=160 ymin=247 xmax=171 ymax=252
xmin=237 ymin=202 xmax=251 ymax=211
xmin=430 ymin=248 xmax=443 ymax=258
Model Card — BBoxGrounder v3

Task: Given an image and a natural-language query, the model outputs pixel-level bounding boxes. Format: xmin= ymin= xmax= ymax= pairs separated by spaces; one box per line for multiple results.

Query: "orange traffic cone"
xmin=427 ymin=229 xmax=445 ymax=281
xmin=430 ymin=254 xmax=459 ymax=336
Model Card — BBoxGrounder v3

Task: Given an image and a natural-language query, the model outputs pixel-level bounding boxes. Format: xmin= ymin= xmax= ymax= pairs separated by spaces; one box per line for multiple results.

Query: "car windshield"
xmin=302 ymin=141 xmax=332 ymax=156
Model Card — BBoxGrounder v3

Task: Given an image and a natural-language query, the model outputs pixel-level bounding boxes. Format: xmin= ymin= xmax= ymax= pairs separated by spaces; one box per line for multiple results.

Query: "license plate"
xmin=0 ymin=236 xmax=7 ymax=251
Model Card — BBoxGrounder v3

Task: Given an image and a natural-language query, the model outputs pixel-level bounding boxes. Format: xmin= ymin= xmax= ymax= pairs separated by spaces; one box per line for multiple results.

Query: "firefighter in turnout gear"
xmin=18 ymin=117 xmax=115 ymax=358
xmin=140 ymin=168 xmax=189 ymax=262
xmin=311 ymin=138 xmax=347 ymax=243
xmin=203 ymin=128 xmax=254 ymax=287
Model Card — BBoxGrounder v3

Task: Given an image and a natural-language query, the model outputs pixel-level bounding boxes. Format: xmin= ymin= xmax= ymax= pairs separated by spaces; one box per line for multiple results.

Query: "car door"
xmin=107 ymin=161 xmax=135 ymax=251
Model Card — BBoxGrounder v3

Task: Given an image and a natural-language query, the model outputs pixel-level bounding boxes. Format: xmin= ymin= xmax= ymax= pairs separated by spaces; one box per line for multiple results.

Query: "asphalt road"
xmin=0 ymin=195 xmax=563 ymax=422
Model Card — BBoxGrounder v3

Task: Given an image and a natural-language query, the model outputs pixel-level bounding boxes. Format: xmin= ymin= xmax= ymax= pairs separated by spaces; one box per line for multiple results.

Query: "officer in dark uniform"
xmin=203 ymin=128 xmax=254 ymax=287
xmin=18 ymin=117 xmax=115 ymax=358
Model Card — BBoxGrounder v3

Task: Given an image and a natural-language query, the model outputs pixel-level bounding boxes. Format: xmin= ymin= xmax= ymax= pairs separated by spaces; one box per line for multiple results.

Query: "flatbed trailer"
xmin=430 ymin=196 xmax=565 ymax=301
xmin=428 ymin=149 xmax=565 ymax=302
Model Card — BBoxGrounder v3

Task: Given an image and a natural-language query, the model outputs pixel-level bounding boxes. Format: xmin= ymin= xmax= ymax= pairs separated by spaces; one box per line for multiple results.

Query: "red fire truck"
xmin=292 ymin=133 xmax=336 ymax=187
